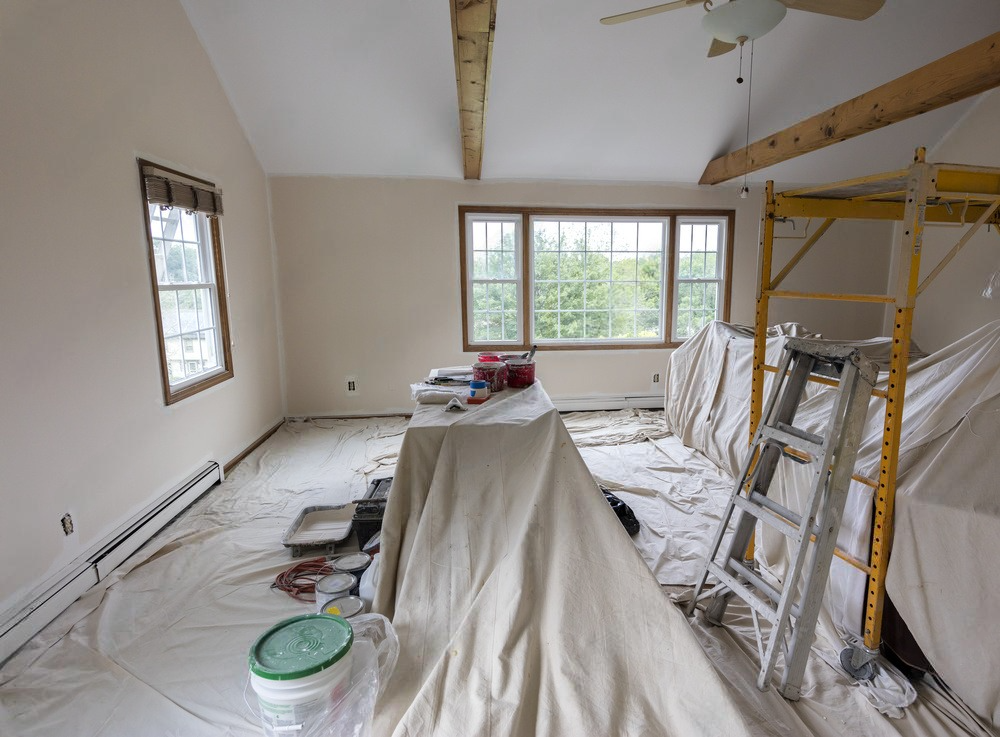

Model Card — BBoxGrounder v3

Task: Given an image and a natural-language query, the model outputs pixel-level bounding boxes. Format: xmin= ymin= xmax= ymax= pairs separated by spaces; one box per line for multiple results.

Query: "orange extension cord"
xmin=271 ymin=557 xmax=335 ymax=602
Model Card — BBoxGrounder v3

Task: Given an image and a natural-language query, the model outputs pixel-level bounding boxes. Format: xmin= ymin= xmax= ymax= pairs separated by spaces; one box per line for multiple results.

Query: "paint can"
xmin=248 ymin=614 xmax=354 ymax=737
xmin=477 ymin=352 xmax=502 ymax=362
xmin=333 ymin=552 xmax=372 ymax=595
xmin=315 ymin=573 xmax=357 ymax=614
xmin=318 ymin=594 xmax=366 ymax=620
xmin=473 ymin=361 xmax=508 ymax=392
xmin=505 ymin=359 xmax=536 ymax=388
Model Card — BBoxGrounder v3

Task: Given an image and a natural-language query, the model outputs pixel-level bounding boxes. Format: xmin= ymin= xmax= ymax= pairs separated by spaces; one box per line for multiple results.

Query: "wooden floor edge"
xmin=224 ymin=419 xmax=286 ymax=476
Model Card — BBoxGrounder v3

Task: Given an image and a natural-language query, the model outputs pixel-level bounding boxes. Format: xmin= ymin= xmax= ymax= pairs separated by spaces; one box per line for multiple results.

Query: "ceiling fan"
xmin=600 ymin=0 xmax=885 ymax=57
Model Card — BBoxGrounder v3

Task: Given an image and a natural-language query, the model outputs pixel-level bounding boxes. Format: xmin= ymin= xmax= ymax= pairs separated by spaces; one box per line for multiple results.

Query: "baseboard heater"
xmin=0 ymin=462 xmax=221 ymax=665
xmin=551 ymin=393 xmax=664 ymax=412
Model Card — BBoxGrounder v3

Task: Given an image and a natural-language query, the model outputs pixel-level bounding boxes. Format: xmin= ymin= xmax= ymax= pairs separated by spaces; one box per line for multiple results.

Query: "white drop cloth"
xmin=372 ymin=382 xmax=752 ymax=736
xmin=662 ymin=320 xmax=1000 ymax=728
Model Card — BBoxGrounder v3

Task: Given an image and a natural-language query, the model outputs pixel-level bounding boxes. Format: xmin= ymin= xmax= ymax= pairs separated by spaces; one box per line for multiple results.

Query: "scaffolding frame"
xmin=751 ymin=147 xmax=1000 ymax=659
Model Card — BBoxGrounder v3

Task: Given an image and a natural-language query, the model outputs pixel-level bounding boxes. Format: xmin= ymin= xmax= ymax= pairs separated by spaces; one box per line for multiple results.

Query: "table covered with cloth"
xmin=371 ymin=381 xmax=751 ymax=736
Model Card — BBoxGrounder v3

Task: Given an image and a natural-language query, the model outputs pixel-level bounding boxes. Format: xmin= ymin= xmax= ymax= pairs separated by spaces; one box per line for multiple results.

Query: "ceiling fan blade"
xmin=708 ymin=38 xmax=737 ymax=57
xmin=600 ymin=0 xmax=701 ymax=26
xmin=778 ymin=0 xmax=884 ymax=21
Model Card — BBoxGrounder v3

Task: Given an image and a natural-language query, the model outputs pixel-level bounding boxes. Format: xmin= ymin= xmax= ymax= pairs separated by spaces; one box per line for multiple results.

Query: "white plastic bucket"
xmin=249 ymin=614 xmax=354 ymax=737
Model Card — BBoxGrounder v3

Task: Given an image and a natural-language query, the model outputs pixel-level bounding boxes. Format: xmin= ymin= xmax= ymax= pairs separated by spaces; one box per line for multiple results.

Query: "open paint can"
xmin=315 ymin=573 xmax=357 ymax=614
xmin=333 ymin=552 xmax=372 ymax=595
xmin=319 ymin=594 xmax=366 ymax=620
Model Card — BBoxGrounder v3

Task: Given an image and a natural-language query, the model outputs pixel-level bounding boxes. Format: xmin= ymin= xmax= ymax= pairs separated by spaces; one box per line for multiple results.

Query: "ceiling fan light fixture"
xmin=701 ymin=0 xmax=787 ymax=43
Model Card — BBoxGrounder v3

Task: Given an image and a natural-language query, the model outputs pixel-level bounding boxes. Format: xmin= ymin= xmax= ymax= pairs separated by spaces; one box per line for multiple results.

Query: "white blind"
xmin=142 ymin=165 xmax=223 ymax=216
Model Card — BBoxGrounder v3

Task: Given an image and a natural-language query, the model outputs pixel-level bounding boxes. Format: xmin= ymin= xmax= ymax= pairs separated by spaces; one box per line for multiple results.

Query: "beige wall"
xmin=0 ymin=1 xmax=283 ymax=609
xmin=897 ymin=91 xmax=1000 ymax=352
xmin=271 ymin=177 xmax=889 ymax=415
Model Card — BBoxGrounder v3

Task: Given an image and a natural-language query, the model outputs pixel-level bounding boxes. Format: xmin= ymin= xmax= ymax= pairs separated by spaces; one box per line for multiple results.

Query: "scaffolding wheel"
xmin=839 ymin=646 xmax=877 ymax=681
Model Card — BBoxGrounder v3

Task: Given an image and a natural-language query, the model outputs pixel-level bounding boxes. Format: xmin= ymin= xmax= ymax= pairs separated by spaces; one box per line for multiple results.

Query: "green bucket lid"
xmin=249 ymin=614 xmax=353 ymax=681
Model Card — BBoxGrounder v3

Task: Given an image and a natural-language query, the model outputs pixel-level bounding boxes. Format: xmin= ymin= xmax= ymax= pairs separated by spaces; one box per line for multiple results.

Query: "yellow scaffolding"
xmin=751 ymin=147 xmax=1000 ymax=654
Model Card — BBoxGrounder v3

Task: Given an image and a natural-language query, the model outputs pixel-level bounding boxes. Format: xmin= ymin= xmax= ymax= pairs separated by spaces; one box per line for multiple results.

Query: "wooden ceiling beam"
xmin=699 ymin=31 xmax=1000 ymax=186
xmin=451 ymin=0 xmax=497 ymax=180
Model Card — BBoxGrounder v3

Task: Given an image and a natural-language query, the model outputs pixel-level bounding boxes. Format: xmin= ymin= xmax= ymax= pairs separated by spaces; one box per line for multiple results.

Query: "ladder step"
xmin=727 ymin=558 xmax=802 ymax=620
xmin=707 ymin=561 xmax=778 ymax=625
xmin=759 ymin=423 xmax=824 ymax=458
xmin=734 ymin=494 xmax=804 ymax=542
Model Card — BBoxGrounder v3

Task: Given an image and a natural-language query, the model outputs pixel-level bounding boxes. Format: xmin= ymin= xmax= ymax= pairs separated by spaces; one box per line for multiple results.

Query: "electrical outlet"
xmin=652 ymin=372 xmax=660 ymax=384
xmin=345 ymin=375 xmax=358 ymax=394
xmin=60 ymin=513 xmax=74 ymax=536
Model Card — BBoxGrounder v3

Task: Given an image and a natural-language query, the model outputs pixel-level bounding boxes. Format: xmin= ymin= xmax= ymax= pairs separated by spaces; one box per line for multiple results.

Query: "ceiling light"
xmin=701 ymin=0 xmax=787 ymax=44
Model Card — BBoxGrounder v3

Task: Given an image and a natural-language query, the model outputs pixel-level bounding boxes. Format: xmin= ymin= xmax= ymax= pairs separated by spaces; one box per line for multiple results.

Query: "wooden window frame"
xmin=138 ymin=159 xmax=234 ymax=405
xmin=459 ymin=206 xmax=734 ymax=352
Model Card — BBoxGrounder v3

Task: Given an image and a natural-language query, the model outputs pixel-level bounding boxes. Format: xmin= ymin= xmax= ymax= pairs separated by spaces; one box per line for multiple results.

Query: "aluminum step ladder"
xmin=688 ymin=338 xmax=878 ymax=700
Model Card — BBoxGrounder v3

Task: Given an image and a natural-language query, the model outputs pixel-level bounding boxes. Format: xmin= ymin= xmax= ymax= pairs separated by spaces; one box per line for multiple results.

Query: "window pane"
xmin=501 ymin=221 xmax=516 ymax=251
xmin=637 ymin=253 xmax=661 ymax=282
xmin=560 ymin=222 xmax=585 ymax=252
xmin=535 ymin=251 xmax=558 ymax=280
xmin=487 ymin=312 xmax=503 ymax=340
xmin=611 ymin=310 xmax=635 ymax=339
xmin=706 ymin=283 xmax=719 ymax=311
xmin=178 ymin=210 xmax=198 ymax=243
xmin=200 ymin=329 xmax=219 ymax=369
xmin=472 ymin=282 xmax=488 ymax=311
xmin=153 ymin=240 xmax=166 ymax=283
xmin=184 ymin=243 xmax=202 ymax=282
xmin=487 ymin=283 xmax=503 ymax=311
xmin=473 ymin=315 xmax=490 ymax=342
xmin=586 ymin=222 xmax=611 ymax=251
xmin=637 ymin=221 xmax=663 ymax=251
xmin=196 ymin=288 xmax=215 ymax=329
xmin=560 ymin=281 xmax=583 ymax=311
xmin=534 ymin=311 xmax=558 ymax=339
xmin=534 ymin=221 xmax=559 ymax=252
xmin=611 ymin=283 xmax=635 ymax=310
xmin=472 ymin=221 xmax=486 ymax=250
xmin=159 ymin=291 xmax=180 ymax=337
xmin=502 ymin=310 xmax=519 ymax=341
xmin=584 ymin=252 xmax=610 ymax=281
xmin=486 ymin=221 xmax=502 ymax=251
xmin=501 ymin=252 xmax=516 ymax=279
xmin=637 ymin=310 xmax=660 ymax=338
xmin=560 ymin=252 xmax=584 ymax=280
xmin=612 ymin=222 xmax=637 ymax=252
xmin=585 ymin=281 xmax=610 ymax=310
xmin=166 ymin=244 xmax=185 ymax=283
xmin=584 ymin=311 xmax=610 ymax=339
xmin=535 ymin=281 xmax=558 ymax=310
xmin=560 ymin=310 xmax=584 ymax=338
xmin=676 ymin=282 xmax=692 ymax=314
xmin=177 ymin=289 xmax=198 ymax=332
xmin=488 ymin=252 xmax=504 ymax=279
xmin=611 ymin=254 xmax=637 ymax=282
xmin=473 ymin=253 xmax=488 ymax=279
xmin=164 ymin=336 xmax=183 ymax=383
xmin=638 ymin=281 xmax=660 ymax=310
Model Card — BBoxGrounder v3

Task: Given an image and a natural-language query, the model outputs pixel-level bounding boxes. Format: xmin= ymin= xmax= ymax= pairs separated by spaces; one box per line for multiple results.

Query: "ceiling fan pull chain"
xmin=737 ymin=42 xmax=744 ymax=84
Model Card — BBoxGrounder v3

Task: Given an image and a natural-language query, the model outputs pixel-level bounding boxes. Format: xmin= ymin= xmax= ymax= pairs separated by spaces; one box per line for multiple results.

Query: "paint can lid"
xmin=470 ymin=380 xmax=487 ymax=388
xmin=316 ymin=572 xmax=357 ymax=596
xmin=248 ymin=614 xmax=353 ymax=680
xmin=333 ymin=552 xmax=372 ymax=573
xmin=319 ymin=595 xmax=366 ymax=619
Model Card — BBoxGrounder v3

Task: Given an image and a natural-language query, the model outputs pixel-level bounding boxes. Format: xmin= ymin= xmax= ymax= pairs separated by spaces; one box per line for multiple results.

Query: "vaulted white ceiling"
xmin=180 ymin=0 xmax=1000 ymax=187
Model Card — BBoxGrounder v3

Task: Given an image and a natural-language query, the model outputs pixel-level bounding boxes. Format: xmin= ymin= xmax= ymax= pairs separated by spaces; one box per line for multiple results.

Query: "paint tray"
xmin=282 ymin=504 xmax=355 ymax=557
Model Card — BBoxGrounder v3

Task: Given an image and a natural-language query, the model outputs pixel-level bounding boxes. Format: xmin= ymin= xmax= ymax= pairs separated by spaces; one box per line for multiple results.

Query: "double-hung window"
xmin=139 ymin=161 xmax=233 ymax=404
xmin=460 ymin=207 xmax=732 ymax=350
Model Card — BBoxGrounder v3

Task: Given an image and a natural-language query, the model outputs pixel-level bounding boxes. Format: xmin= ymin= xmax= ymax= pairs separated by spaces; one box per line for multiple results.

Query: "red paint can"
xmin=505 ymin=359 xmax=536 ymax=388
xmin=473 ymin=361 xmax=508 ymax=392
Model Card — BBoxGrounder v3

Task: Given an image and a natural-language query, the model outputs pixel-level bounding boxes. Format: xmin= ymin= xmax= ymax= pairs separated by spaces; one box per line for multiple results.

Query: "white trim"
xmin=0 ymin=462 xmax=221 ymax=665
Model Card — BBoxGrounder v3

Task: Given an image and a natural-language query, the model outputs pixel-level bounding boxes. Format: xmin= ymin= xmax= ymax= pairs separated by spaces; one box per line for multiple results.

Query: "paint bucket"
xmin=319 ymin=594 xmax=366 ymax=620
xmin=333 ymin=552 xmax=372 ymax=595
xmin=315 ymin=573 xmax=357 ymax=614
xmin=477 ymin=352 xmax=502 ymax=362
xmin=473 ymin=361 xmax=508 ymax=392
xmin=248 ymin=614 xmax=354 ymax=737
xmin=505 ymin=359 xmax=536 ymax=388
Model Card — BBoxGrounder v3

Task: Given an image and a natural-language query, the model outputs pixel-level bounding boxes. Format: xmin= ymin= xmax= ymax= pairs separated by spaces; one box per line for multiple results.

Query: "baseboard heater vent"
xmin=0 ymin=462 xmax=221 ymax=665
